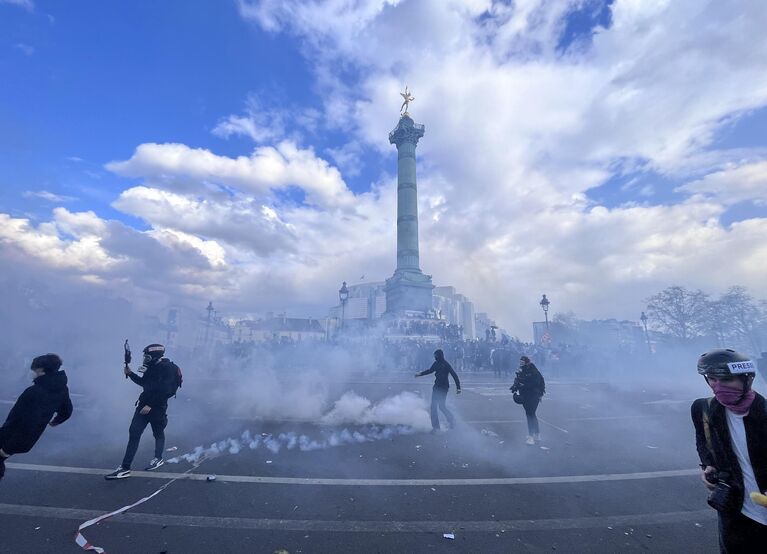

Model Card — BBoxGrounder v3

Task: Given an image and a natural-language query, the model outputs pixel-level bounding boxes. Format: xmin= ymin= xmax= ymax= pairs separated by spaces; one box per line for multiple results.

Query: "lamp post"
xmin=204 ymin=301 xmax=214 ymax=345
xmin=640 ymin=311 xmax=651 ymax=353
xmin=339 ymin=281 xmax=349 ymax=331
xmin=540 ymin=294 xmax=550 ymax=330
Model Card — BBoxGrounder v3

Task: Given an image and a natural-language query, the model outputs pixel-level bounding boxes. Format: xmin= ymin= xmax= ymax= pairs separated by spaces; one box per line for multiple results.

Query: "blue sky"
xmin=1 ymin=1 xmax=315 ymax=223
xmin=1 ymin=0 xmax=766 ymax=336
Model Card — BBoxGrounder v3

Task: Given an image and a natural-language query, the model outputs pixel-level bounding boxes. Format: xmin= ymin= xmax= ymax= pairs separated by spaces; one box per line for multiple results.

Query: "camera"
xmin=706 ymin=470 xmax=739 ymax=513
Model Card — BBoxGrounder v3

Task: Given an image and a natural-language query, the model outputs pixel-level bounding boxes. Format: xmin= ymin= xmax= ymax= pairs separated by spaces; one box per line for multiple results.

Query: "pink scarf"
xmin=712 ymin=382 xmax=756 ymax=415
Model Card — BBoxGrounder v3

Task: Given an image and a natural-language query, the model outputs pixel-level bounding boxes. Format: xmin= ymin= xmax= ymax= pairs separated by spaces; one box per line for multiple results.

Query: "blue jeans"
xmin=522 ymin=397 xmax=540 ymax=435
xmin=430 ymin=387 xmax=455 ymax=430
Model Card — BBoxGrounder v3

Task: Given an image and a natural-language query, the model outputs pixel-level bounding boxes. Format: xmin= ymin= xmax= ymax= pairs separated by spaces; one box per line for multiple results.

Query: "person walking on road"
xmin=106 ymin=344 xmax=181 ymax=480
xmin=415 ymin=349 xmax=461 ymax=433
xmin=510 ymin=355 xmax=545 ymax=445
xmin=691 ymin=349 xmax=767 ymax=552
xmin=0 ymin=354 xmax=73 ymax=481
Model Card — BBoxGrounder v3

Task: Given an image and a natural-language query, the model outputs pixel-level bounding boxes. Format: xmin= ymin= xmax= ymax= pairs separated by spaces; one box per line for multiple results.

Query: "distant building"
xmin=533 ymin=318 xmax=645 ymax=350
xmin=235 ymin=314 xmax=325 ymax=343
xmin=327 ymin=281 xmax=477 ymax=339
xmin=433 ymin=286 xmax=476 ymax=339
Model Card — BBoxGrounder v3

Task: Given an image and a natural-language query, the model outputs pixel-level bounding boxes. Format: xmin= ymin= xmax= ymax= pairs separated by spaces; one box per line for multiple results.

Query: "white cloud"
xmin=0 ymin=209 xmax=234 ymax=300
xmin=23 ymin=190 xmax=77 ymax=203
xmin=106 ymin=141 xmax=354 ymax=209
xmin=0 ymin=210 xmax=113 ymax=272
xmin=212 ymin=93 xmax=322 ymax=143
xmin=13 ymin=42 xmax=34 ymax=55
xmin=677 ymin=161 xmax=767 ymax=206
xmin=113 ymin=186 xmax=299 ymax=256
xmin=1 ymin=0 xmax=34 ymax=11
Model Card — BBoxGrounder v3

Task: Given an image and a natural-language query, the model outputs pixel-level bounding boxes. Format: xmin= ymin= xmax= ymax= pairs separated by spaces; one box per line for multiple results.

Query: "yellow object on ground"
xmin=750 ymin=491 xmax=767 ymax=507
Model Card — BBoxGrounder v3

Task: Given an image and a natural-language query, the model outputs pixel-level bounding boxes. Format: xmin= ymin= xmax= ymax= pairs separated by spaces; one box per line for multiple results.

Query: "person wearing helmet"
xmin=106 ymin=344 xmax=178 ymax=479
xmin=415 ymin=349 xmax=461 ymax=433
xmin=0 ymin=354 xmax=72 ymax=482
xmin=510 ymin=356 xmax=545 ymax=445
xmin=691 ymin=349 xmax=767 ymax=551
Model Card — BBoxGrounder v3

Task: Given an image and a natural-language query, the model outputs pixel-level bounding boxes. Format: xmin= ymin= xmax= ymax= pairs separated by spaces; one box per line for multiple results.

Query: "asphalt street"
xmin=0 ymin=372 xmax=724 ymax=553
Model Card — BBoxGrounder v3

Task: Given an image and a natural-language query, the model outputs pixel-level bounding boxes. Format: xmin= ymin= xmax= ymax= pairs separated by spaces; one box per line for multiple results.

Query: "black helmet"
xmin=143 ymin=343 xmax=165 ymax=364
xmin=697 ymin=349 xmax=756 ymax=377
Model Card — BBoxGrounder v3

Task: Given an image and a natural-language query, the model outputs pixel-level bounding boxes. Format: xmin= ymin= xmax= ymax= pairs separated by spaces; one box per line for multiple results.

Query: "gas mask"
xmin=139 ymin=353 xmax=155 ymax=374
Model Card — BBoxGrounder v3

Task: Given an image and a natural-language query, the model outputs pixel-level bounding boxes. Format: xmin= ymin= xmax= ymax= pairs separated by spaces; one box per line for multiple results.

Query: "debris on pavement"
xmin=443 ymin=533 xmax=455 ymax=540
xmin=481 ymin=429 xmax=499 ymax=438
xmin=206 ymin=475 xmax=216 ymax=482
xmin=266 ymin=460 xmax=273 ymax=464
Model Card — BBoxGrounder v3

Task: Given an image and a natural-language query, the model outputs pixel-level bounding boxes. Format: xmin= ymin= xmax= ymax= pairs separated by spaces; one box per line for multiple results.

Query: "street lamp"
xmin=539 ymin=294 xmax=550 ymax=329
xmin=640 ymin=311 xmax=651 ymax=353
xmin=338 ymin=281 xmax=349 ymax=331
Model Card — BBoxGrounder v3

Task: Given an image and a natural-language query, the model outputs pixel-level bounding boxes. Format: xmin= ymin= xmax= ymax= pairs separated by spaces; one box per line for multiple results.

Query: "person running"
xmin=510 ymin=355 xmax=545 ymax=445
xmin=106 ymin=344 xmax=180 ymax=480
xmin=0 ymin=354 xmax=73 ymax=481
xmin=415 ymin=349 xmax=461 ymax=433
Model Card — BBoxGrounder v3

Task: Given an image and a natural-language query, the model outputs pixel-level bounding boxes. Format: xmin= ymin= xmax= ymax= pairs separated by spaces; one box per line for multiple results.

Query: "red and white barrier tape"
xmin=74 ymin=462 xmax=203 ymax=553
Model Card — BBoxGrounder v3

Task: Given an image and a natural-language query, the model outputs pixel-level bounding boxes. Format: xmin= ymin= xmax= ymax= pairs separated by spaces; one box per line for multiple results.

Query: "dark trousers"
xmin=121 ymin=407 xmax=167 ymax=469
xmin=430 ymin=387 xmax=454 ymax=430
xmin=522 ymin=398 xmax=540 ymax=435
xmin=718 ymin=511 xmax=767 ymax=553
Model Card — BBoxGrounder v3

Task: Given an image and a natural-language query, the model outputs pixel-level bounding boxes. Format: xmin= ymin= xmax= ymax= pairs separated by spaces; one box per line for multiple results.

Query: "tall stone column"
xmin=384 ymin=115 xmax=434 ymax=315
xmin=390 ymin=115 xmax=424 ymax=271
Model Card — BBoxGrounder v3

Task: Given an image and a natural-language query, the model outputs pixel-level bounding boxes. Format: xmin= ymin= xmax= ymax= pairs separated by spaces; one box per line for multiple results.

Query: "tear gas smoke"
xmin=168 ymin=391 xmax=430 ymax=465
xmin=168 ymin=424 xmax=417 ymax=465
xmin=320 ymin=391 xmax=431 ymax=429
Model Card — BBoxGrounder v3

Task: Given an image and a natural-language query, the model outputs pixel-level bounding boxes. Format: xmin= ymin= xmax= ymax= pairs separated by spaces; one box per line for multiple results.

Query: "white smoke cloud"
xmin=168 ymin=391 xmax=428 ymax=465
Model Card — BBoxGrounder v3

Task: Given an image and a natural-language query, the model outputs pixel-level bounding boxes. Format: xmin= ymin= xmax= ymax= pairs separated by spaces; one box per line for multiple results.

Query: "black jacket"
xmin=419 ymin=359 xmax=461 ymax=390
xmin=691 ymin=393 xmax=767 ymax=512
xmin=129 ymin=359 xmax=176 ymax=410
xmin=511 ymin=363 xmax=545 ymax=399
xmin=0 ymin=370 xmax=73 ymax=455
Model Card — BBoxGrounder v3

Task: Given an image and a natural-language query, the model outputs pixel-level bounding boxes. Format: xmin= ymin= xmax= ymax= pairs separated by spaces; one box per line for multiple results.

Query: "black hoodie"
xmin=128 ymin=358 xmax=177 ymax=409
xmin=418 ymin=351 xmax=461 ymax=391
xmin=511 ymin=363 xmax=545 ymax=399
xmin=0 ymin=370 xmax=73 ymax=455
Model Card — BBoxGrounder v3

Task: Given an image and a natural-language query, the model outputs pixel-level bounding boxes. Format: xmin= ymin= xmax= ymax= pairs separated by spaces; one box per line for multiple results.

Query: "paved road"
xmin=0 ymin=374 xmax=722 ymax=553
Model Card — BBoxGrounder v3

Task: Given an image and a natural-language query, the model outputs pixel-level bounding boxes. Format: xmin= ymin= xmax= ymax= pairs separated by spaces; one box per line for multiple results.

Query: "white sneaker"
xmin=525 ymin=436 xmax=535 ymax=445
xmin=145 ymin=458 xmax=165 ymax=471
xmin=105 ymin=466 xmax=130 ymax=480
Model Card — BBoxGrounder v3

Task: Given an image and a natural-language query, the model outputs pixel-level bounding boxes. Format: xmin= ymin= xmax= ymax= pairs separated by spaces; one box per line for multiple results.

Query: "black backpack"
xmin=159 ymin=358 xmax=183 ymax=398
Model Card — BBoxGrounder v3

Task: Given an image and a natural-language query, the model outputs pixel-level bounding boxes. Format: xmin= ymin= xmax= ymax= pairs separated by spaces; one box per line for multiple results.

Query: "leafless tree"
xmin=645 ymin=286 xmax=709 ymax=342
xmin=715 ymin=286 xmax=764 ymax=354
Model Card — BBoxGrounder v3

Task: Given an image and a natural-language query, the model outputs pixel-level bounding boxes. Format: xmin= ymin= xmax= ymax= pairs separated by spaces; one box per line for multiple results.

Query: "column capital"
xmin=389 ymin=115 xmax=425 ymax=147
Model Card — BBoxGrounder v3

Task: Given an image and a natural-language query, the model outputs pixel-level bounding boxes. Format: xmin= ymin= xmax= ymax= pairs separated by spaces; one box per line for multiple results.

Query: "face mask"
xmin=711 ymin=380 xmax=755 ymax=415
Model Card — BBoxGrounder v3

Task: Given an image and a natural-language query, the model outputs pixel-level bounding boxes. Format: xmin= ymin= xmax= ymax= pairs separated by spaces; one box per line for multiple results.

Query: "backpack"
xmin=160 ymin=358 xmax=183 ymax=398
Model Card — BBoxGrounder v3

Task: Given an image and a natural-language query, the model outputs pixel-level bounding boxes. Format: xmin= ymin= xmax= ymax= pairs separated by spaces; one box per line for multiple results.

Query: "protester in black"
xmin=691 ymin=349 xmax=767 ymax=552
xmin=0 ymin=354 xmax=73 ymax=481
xmin=510 ymin=356 xmax=545 ymax=445
xmin=106 ymin=344 xmax=179 ymax=479
xmin=415 ymin=349 xmax=461 ymax=432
